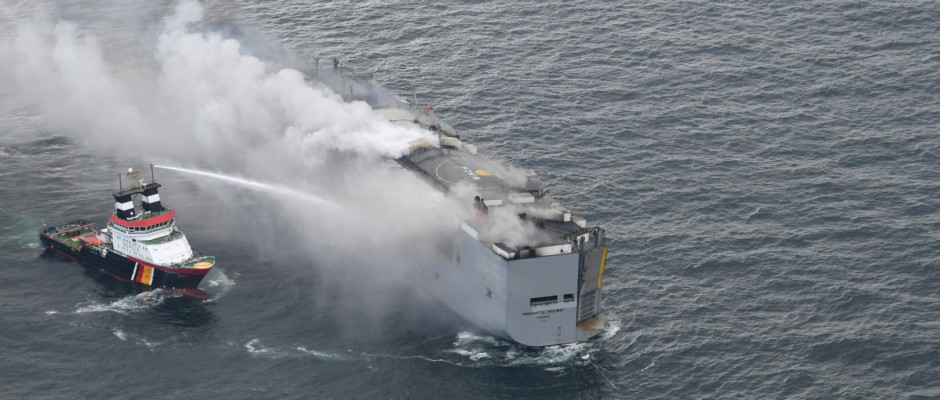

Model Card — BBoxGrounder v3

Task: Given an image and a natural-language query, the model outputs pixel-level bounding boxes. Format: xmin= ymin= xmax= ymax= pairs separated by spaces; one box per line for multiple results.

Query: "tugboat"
xmin=39 ymin=165 xmax=215 ymax=298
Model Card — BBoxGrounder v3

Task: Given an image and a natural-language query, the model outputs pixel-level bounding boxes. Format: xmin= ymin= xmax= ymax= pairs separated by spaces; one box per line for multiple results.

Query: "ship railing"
xmin=113 ymin=182 xmax=161 ymax=197
xmin=122 ymin=207 xmax=171 ymax=221
xmin=50 ymin=223 xmax=99 ymax=240
xmin=182 ymin=255 xmax=215 ymax=269
xmin=567 ymin=227 xmax=606 ymax=253
xmin=44 ymin=219 xmax=89 ymax=234
xmin=138 ymin=230 xmax=183 ymax=245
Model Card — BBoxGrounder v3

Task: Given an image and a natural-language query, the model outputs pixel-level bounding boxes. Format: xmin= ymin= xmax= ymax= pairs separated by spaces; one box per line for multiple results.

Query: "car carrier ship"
xmin=397 ymin=142 xmax=610 ymax=347
xmin=38 ymin=166 xmax=215 ymax=298
xmin=313 ymin=60 xmax=609 ymax=346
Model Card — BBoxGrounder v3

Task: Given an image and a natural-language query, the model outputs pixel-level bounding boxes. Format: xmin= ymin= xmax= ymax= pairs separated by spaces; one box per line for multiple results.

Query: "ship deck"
xmin=401 ymin=146 xmax=595 ymax=251
xmin=402 ymin=147 xmax=522 ymax=193
xmin=44 ymin=222 xmax=103 ymax=250
xmin=139 ymin=230 xmax=183 ymax=245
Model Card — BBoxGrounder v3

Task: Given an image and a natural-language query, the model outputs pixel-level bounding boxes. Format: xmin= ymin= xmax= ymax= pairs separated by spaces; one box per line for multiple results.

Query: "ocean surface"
xmin=1 ymin=0 xmax=939 ymax=398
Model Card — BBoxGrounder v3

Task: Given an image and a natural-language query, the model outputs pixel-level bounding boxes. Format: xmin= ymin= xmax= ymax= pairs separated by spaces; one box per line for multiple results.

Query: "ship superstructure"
xmin=39 ymin=166 xmax=215 ymax=297
xmin=312 ymin=61 xmax=608 ymax=346
xmin=395 ymin=139 xmax=608 ymax=346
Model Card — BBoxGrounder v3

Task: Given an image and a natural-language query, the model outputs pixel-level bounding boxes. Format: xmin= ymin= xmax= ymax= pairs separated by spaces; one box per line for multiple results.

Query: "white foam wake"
xmin=74 ymin=290 xmax=177 ymax=314
xmin=449 ymin=331 xmax=594 ymax=368
xmin=243 ymin=339 xmax=349 ymax=361
xmin=202 ymin=267 xmax=236 ymax=302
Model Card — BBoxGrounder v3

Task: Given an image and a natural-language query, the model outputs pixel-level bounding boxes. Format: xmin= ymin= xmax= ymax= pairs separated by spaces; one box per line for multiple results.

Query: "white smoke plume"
xmin=1 ymin=0 xmax=438 ymax=174
xmin=0 ymin=0 xmax=465 ymax=313
xmin=0 ymin=0 xmax=553 ymax=335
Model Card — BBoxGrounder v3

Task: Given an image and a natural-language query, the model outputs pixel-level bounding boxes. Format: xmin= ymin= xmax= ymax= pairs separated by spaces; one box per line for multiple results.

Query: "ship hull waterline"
xmin=412 ymin=225 xmax=607 ymax=347
xmin=39 ymin=233 xmax=211 ymax=299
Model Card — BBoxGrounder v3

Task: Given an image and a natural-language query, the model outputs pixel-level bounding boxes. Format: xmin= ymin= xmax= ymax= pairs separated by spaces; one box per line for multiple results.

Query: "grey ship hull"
xmin=311 ymin=64 xmax=608 ymax=346
xmin=415 ymin=222 xmax=607 ymax=346
xmin=396 ymin=138 xmax=609 ymax=346
xmin=397 ymin=144 xmax=608 ymax=347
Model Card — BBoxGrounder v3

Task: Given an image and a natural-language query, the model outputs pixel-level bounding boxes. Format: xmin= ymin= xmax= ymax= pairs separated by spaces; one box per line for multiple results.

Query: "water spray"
xmin=154 ymin=165 xmax=329 ymax=205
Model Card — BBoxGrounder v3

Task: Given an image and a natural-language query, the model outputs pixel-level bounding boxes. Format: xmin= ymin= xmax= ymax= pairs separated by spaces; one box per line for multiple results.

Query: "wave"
xmin=236 ymin=332 xmax=596 ymax=370
xmin=202 ymin=268 xmax=236 ymax=302
xmin=243 ymin=339 xmax=349 ymax=361
xmin=74 ymin=289 xmax=179 ymax=314
xmin=449 ymin=331 xmax=596 ymax=369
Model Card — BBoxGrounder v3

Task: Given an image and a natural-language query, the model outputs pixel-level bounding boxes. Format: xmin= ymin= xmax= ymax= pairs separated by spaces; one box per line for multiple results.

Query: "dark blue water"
xmin=2 ymin=1 xmax=939 ymax=398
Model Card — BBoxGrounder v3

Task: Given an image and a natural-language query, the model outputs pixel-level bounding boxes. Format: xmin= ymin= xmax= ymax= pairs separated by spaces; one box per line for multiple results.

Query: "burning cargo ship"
xmin=314 ymin=61 xmax=609 ymax=346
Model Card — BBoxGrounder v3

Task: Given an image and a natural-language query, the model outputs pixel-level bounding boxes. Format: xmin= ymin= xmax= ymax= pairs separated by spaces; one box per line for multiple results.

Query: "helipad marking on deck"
xmin=474 ymin=169 xmax=493 ymax=177
xmin=435 ymin=158 xmax=484 ymax=189
xmin=461 ymin=167 xmax=481 ymax=180
xmin=434 ymin=159 xmax=458 ymax=184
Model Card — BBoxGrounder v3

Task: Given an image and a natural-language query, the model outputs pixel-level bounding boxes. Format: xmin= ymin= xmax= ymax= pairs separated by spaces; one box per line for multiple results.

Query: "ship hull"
xmin=39 ymin=229 xmax=210 ymax=296
xmin=316 ymin=65 xmax=610 ymax=346
xmin=416 ymin=225 xmax=606 ymax=347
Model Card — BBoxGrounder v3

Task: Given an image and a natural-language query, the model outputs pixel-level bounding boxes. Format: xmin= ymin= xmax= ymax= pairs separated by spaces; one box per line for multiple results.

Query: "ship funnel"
xmin=114 ymin=193 xmax=135 ymax=219
xmin=141 ymin=186 xmax=162 ymax=212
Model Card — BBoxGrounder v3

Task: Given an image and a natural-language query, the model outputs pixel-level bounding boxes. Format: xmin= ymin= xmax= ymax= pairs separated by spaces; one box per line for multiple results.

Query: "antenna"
xmin=118 ymin=173 xmax=123 ymax=192
xmin=150 ymin=164 xmax=155 ymax=184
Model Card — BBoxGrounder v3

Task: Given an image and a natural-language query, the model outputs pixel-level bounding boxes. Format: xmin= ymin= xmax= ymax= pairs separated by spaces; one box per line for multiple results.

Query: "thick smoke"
xmin=0 ymin=0 xmax=548 ymax=334
xmin=0 ymin=0 xmax=466 ymax=319
xmin=1 ymin=0 xmax=438 ymax=172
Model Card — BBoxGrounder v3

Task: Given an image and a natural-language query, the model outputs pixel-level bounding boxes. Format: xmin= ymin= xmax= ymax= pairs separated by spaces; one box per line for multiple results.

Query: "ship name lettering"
xmin=522 ymin=308 xmax=565 ymax=317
